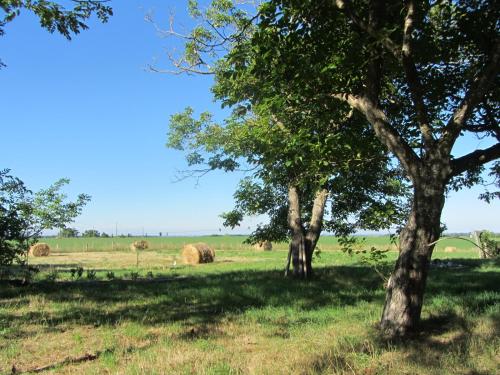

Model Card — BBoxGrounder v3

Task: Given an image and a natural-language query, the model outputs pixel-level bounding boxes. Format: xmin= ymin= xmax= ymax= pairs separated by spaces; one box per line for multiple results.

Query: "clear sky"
xmin=0 ymin=1 xmax=498 ymax=236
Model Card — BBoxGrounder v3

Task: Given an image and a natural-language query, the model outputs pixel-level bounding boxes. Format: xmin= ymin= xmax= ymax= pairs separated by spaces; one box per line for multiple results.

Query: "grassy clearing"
xmin=1 ymin=238 xmax=498 ymax=374
xmin=40 ymin=234 xmax=487 ymax=254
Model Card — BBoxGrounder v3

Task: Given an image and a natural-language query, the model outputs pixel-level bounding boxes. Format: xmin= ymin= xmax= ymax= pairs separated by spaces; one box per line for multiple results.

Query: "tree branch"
xmin=338 ymin=0 xmax=435 ymax=151
xmin=463 ymin=123 xmax=500 ymax=141
xmin=365 ymin=0 xmax=383 ymax=103
xmin=335 ymin=0 xmax=399 ymax=56
xmin=332 ymin=93 xmax=421 ymax=180
xmin=401 ymin=0 xmax=434 ymax=149
xmin=450 ymin=143 xmax=500 ymax=177
xmin=440 ymin=38 xmax=500 ymax=153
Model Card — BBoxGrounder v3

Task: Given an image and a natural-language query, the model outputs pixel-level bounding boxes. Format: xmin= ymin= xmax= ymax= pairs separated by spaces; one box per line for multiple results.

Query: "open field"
xmin=39 ymin=234 xmax=489 ymax=254
xmin=1 ymin=236 xmax=499 ymax=374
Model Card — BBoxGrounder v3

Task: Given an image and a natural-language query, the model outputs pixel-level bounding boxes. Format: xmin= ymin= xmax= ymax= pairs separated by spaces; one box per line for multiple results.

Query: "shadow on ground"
xmin=1 ymin=259 xmax=498 ymax=340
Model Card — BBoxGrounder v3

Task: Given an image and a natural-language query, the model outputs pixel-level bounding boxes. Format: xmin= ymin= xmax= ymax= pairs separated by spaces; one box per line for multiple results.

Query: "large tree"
xmin=169 ymin=105 xmax=407 ymax=278
xmin=237 ymin=0 xmax=499 ymax=336
xmin=162 ymin=1 xmax=408 ymax=278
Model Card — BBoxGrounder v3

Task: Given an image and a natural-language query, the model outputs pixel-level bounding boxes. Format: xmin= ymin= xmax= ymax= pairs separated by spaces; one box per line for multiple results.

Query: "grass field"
xmin=1 ymin=236 xmax=498 ymax=374
xmin=39 ymin=234 xmax=485 ymax=253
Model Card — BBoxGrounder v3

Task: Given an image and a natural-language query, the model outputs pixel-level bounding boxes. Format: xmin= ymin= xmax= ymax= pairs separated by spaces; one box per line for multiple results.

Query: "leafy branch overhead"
xmin=0 ymin=0 xmax=113 ymax=67
xmin=0 ymin=1 xmax=112 ymax=38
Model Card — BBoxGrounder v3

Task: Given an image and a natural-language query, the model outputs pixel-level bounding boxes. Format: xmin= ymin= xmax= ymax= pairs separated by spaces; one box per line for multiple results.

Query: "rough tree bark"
xmin=380 ymin=163 xmax=447 ymax=336
xmin=287 ymin=185 xmax=328 ymax=279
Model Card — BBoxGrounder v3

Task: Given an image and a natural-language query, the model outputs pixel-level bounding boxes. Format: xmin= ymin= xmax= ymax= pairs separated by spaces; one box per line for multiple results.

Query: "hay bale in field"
xmin=130 ymin=240 xmax=149 ymax=251
xmin=253 ymin=241 xmax=272 ymax=251
xmin=182 ymin=243 xmax=215 ymax=264
xmin=30 ymin=243 xmax=50 ymax=257
xmin=444 ymin=246 xmax=457 ymax=253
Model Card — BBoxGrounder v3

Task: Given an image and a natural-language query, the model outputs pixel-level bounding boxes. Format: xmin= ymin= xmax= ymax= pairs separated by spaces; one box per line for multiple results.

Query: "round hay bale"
xmin=30 ymin=243 xmax=50 ymax=257
xmin=182 ymin=243 xmax=215 ymax=264
xmin=253 ymin=241 xmax=272 ymax=251
xmin=444 ymin=246 xmax=457 ymax=253
xmin=130 ymin=240 xmax=149 ymax=251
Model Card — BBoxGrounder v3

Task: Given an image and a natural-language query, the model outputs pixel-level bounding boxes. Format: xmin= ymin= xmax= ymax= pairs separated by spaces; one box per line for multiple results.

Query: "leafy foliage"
xmin=0 ymin=169 xmax=90 ymax=266
xmin=479 ymin=230 xmax=500 ymax=258
xmin=245 ymin=0 xmax=499 ymax=193
xmin=0 ymin=0 xmax=113 ymax=67
xmin=165 ymin=2 xmax=410 ymax=246
xmin=0 ymin=0 xmax=112 ymax=38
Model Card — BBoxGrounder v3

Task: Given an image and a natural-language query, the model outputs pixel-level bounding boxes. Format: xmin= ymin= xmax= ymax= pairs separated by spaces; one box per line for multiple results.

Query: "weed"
xmin=46 ymin=269 xmax=59 ymax=282
xmin=70 ymin=266 xmax=84 ymax=279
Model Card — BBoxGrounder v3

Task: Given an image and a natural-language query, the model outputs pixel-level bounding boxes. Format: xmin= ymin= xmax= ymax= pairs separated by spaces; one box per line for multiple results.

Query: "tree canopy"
xmin=166 ymin=0 xmax=409 ymax=278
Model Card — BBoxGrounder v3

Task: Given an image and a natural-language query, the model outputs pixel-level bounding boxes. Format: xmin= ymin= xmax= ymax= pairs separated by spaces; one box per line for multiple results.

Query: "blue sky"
xmin=0 ymin=1 xmax=498 ymax=236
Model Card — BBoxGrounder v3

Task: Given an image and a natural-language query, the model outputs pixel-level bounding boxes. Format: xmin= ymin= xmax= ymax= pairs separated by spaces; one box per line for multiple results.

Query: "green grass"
xmin=1 ymin=237 xmax=498 ymax=374
xmin=40 ymin=234 xmax=487 ymax=253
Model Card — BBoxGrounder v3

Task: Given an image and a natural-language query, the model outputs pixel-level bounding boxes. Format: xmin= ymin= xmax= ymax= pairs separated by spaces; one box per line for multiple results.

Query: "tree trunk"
xmin=287 ymin=185 xmax=309 ymax=278
xmin=287 ymin=186 xmax=328 ymax=279
xmin=304 ymin=189 xmax=329 ymax=278
xmin=380 ymin=179 xmax=446 ymax=337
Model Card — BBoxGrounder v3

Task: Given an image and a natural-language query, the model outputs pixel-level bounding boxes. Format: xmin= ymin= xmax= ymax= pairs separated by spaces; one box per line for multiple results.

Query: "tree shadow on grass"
xmin=1 ymin=261 xmax=498 ymax=343
xmin=360 ymin=259 xmax=500 ymax=374
xmin=0 ymin=266 xmax=382 ymax=333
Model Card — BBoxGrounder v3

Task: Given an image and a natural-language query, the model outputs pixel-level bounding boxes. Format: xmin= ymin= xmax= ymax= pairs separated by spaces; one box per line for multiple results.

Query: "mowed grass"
xmin=0 ymin=236 xmax=498 ymax=374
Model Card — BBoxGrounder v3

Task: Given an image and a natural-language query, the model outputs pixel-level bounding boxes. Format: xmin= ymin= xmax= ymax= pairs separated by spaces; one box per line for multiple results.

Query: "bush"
xmin=479 ymin=231 xmax=500 ymax=258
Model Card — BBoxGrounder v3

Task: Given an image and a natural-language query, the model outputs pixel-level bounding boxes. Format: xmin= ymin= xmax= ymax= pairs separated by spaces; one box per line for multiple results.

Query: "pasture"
xmin=1 ymin=236 xmax=498 ymax=374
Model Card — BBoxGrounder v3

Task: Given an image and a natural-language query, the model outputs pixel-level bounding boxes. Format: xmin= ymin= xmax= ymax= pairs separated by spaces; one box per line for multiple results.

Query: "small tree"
xmin=0 ymin=169 xmax=90 ymax=267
